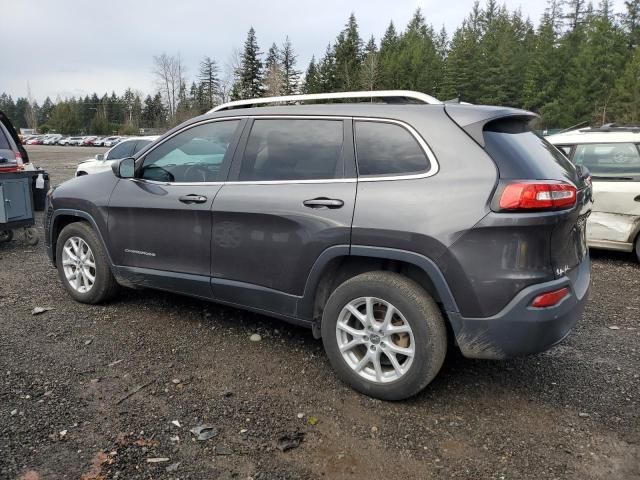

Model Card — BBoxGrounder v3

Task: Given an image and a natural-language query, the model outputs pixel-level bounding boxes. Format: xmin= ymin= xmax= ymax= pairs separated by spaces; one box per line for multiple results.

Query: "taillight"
xmin=530 ymin=287 xmax=569 ymax=308
xmin=496 ymin=181 xmax=577 ymax=211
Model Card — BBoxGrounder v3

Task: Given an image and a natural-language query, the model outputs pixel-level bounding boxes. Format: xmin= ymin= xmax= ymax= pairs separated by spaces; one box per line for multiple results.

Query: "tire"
xmin=635 ymin=234 xmax=640 ymax=263
xmin=321 ymin=271 xmax=447 ymax=401
xmin=55 ymin=222 xmax=119 ymax=303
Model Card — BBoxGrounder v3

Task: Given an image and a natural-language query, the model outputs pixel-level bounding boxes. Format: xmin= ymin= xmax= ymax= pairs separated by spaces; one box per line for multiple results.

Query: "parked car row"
xmin=21 ymin=134 xmax=124 ymax=147
xmin=75 ymin=136 xmax=159 ymax=176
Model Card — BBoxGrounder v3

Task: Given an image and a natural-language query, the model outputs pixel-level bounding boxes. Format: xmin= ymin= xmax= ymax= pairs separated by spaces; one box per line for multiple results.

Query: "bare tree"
xmin=360 ymin=52 xmax=379 ymax=91
xmin=153 ymin=53 xmax=186 ymax=122
xmin=219 ymin=47 xmax=242 ymax=104
xmin=25 ymin=83 xmax=38 ymax=131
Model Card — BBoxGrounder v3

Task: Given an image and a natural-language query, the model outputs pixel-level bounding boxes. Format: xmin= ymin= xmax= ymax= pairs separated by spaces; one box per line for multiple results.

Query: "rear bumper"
xmin=449 ymin=255 xmax=591 ymax=359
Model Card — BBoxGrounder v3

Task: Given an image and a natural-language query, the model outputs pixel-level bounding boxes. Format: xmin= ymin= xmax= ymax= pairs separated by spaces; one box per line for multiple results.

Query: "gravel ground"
xmin=0 ymin=145 xmax=638 ymax=480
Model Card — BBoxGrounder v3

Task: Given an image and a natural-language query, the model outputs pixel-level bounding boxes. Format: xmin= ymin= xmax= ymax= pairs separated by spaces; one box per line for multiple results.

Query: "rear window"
xmin=483 ymin=119 xmax=581 ymax=185
xmin=0 ymin=128 xmax=10 ymax=150
xmin=573 ymin=143 xmax=640 ymax=180
xmin=355 ymin=121 xmax=430 ymax=176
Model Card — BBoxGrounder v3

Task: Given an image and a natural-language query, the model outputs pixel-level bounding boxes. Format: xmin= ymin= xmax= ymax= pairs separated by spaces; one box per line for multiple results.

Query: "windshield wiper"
xmin=591 ymin=175 xmax=635 ymax=181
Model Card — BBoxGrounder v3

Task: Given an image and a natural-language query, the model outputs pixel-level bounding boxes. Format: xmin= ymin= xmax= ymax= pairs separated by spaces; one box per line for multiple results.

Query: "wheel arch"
xmin=300 ymin=245 xmax=459 ymax=338
xmin=50 ymin=210 xmax=112 ymax=266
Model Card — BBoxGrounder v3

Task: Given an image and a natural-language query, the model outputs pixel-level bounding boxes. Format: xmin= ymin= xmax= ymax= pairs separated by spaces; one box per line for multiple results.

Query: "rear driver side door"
xmin=210 ymin=117 xmax=357 ymax=317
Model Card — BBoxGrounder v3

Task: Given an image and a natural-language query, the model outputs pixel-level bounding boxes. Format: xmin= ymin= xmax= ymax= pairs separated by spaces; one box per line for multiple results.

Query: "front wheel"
xmin=321 ymin=271 xmax=447 ymax=401
xmin=56 ymin=222 xmax=119 ymax=303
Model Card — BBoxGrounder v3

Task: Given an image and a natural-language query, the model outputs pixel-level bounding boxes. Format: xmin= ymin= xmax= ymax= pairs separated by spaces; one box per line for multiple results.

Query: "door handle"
xmin=179 ymin=194 xmax=207 ymax=204
xmin=303 ymin=197 xmax=344 ymax=209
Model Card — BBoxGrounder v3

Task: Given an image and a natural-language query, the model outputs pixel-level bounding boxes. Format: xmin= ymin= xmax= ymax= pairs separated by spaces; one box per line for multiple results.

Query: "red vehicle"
xmin=81 ymin=136 xmax=97 ymax=146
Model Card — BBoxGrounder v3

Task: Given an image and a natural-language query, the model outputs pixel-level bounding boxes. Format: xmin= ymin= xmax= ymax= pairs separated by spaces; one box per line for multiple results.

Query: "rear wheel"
xmin=321 ymin=271 xmax=447 ymax=401
xmin=56 ymin=222 xmax=119 ymax=303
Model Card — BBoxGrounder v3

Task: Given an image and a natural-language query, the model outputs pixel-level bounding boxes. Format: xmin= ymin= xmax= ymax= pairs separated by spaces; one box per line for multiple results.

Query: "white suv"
xmin=75 ymin=136 xmax=158 ymax=176
xmin=546 ymin=125 xmax=640 ymax=261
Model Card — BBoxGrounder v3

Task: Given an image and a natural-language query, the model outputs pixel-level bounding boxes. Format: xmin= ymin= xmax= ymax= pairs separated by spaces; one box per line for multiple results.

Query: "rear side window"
xmin=355 ymin=121 xmax=429 ymax=176
xmin=239 ymin=119 xmax=344 ymax=181
xmin=0 ymin=127 xmax=10 ymax=150
xmin=106 ymin=140 xmax=136 ymax=160
xmin=573 ymin=143 xmax=640 ymax=179
xmin=483 ymin=119 xmax=581 ymax=185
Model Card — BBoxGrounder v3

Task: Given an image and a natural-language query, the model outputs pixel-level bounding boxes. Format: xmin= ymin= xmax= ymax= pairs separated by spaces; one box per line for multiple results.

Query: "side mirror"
xmin=111 ymin=157 xmax=135 ymax=179
xmin=95 ymin=153 xmax=104 ymax=161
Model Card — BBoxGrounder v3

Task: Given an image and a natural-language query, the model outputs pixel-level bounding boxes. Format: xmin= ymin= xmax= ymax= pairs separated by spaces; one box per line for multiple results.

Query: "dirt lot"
xmin=1 ymin=145 xmax=639 ymax=479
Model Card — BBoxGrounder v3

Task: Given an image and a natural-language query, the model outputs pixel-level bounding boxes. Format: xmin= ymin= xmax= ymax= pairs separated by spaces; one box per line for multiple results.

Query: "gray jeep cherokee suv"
xmin=45 ymin=91 xmax=592 ymax=400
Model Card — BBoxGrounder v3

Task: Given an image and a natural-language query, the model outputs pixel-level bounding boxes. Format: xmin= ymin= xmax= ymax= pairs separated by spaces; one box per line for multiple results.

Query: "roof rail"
xmin=209 ymin=90 xmax=442 ymax=113
xmin=581 ymin=123 xmax=640 ymax=133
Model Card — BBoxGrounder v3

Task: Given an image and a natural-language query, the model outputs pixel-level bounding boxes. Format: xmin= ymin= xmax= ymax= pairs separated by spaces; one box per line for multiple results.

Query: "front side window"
xmin=106 ymin=140 xmax=135 ymax=160
xmin=573 ymin=143 xmax=640 ymax=180
xmin=355 ymin=121 xmax=430 ymax=176
xmin=141 ymin=120 xmax=240 ymax=183
xmin=239 ymin=119 xmax=344 ymax=181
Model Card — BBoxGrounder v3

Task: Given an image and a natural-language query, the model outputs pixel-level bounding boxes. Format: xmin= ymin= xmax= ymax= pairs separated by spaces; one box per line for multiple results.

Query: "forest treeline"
xmin=2 ymin=0 xmax=640 ymax=134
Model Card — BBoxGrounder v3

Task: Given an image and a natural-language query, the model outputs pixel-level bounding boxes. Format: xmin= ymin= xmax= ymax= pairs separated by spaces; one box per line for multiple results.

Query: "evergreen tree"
xmin=233 ymin=27 xmax=263 ymax=99
xmin=198 ymin=56 xmax=220 ymax=109
xmin=622 ymin=0 xmax=640 ymax=47
xmin=302 ymin=56 xmax=322 ymax=93
xmin=334 ymin=13 xmax=363 ymax=90
xmin=612 ymin=45 xmax=640 ymax=121
xmin=280 ymin=36 xmax=301 ymax=95
xmin=378 ymin=21 xmax=400 ymax=88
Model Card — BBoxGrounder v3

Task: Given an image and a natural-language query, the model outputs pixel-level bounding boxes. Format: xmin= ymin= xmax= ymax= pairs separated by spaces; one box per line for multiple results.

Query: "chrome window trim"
xmin=134 ymin=114 xmax=438 ymax=186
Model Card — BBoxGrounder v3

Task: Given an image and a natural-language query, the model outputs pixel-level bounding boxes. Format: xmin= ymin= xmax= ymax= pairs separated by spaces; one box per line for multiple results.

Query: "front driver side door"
xmin=107 ymin=118 xmax=244 ymax=297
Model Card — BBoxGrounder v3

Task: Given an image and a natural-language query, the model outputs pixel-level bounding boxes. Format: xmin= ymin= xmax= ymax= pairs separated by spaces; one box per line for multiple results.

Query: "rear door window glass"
xmin=573 ymin=143 xmax=640 ymax=179
xmin=239 ymin=119 xmax=344 ymax=181
xmin=354 ymin=121 xmax=430 ymax=176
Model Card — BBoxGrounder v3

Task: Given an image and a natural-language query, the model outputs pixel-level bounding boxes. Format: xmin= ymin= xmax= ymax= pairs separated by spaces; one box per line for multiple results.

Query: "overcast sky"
xmin=2 ymin=0 xmax=628 ymax=103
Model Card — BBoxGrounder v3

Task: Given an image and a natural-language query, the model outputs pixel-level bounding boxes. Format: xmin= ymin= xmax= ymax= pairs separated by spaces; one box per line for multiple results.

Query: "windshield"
xmin=573 ymin=143 xmax=640 ymax=180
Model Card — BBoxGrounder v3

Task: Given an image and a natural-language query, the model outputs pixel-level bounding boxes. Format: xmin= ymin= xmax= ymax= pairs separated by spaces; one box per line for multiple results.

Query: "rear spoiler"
xmin=444 ymin=104 xmax=539 ymax=148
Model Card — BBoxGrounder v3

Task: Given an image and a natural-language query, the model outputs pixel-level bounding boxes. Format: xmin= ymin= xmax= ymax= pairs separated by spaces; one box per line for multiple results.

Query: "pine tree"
xmin=302 ymin=56 xmax=322 ymax=93
xmin=622 ymin=0 xmax=640 ymax=47
xmin=318 ymin=44 xmax=338 ymax=92
xmin=280 ymin=37 xmax=301 ymax=95
xmin=198 ymin=56 xmax=220 ymax=109
xmin=378 ymin=21 xmax=399 ymax=89
xmin=234 ymin=27 xmax=263 ymax=99
xmin=334 ymin=13 xmax=363 ymax=90
xmin=612 ymin=45 xmax=640 ymax=121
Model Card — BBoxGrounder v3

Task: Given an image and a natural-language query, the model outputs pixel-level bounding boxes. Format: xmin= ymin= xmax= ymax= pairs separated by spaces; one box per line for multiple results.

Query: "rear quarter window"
xmin=483 ymin=119 xmax=581 ymax=185
xmin=355 ymin=121 xmax=430 ymax=176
